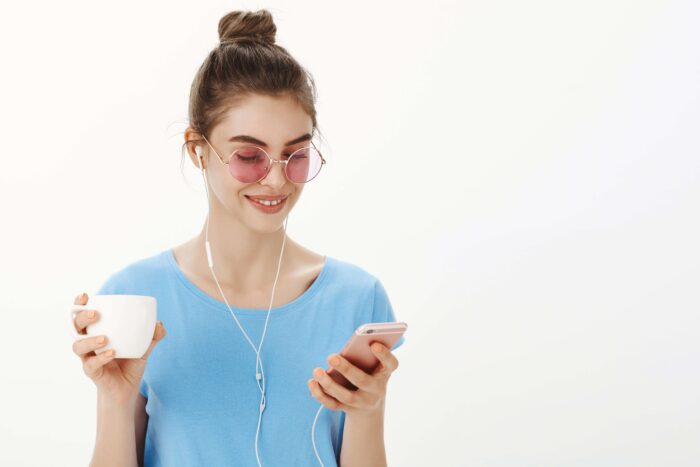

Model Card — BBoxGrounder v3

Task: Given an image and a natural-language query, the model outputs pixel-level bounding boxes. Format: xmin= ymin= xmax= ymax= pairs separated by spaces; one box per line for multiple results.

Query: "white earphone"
xmin=193 ymin=144 xmax=331 ymax=467
xmin=194 ymin=144 xmax=325 ymax=466
xmin=195 ymin=146 xmax=215 ymax=269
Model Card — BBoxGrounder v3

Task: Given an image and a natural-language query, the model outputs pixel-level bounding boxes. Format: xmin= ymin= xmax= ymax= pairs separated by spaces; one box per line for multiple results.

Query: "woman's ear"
xmin=195 ymin=146 xmax=203 ymax=169
xmin=184 ymin=128 xmax=206 ymax=170
xmin=185 ymin=140 xmax=206 ymax=170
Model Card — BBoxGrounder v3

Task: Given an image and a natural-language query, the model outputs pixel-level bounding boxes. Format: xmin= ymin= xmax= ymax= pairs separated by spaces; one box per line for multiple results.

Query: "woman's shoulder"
xmin=97 ymin=249 xmax=170 ymax=295
xmin=325 ymin=254 xmax=384 ymax=290
xmin=325 ymin=255 xmax=400 ymax=329
xmin=293 ymin=240 xmax=383 ymax=292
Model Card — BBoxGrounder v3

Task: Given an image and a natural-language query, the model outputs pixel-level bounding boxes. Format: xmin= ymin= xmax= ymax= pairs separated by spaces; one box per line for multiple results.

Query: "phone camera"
xmin=366 ymin=329 xmax=374 ymax=334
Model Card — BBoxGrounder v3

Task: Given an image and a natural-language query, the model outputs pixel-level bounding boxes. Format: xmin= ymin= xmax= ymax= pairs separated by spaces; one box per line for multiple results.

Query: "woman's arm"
xmin=339 ymin=400 xmax=387 ymax=467
xmin=134 ymin=395 xmax=148 ymax=467
xmin=89 ymin=393 xmax=139 ymax=467
xmin=308 ymin=342 xmax=399 ymax=467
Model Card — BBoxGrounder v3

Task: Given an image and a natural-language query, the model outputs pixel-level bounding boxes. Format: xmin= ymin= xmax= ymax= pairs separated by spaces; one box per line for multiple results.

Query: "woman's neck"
xmin=189 ymin=212 xmax=294 ymax=293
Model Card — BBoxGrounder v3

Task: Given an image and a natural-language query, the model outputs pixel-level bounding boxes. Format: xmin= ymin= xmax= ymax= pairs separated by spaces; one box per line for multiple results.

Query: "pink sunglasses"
xmin=200 ymin=135 xmax=326 ymax=184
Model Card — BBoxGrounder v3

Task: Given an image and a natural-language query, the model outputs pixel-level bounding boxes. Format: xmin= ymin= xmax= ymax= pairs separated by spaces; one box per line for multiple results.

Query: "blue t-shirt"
xmin=96 ymin=248 xmax=405 ymax=467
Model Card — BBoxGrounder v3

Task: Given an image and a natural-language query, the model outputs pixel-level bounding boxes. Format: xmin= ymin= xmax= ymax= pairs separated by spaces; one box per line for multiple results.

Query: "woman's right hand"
xmin=71 ymin=292 xmax=166 ymax=404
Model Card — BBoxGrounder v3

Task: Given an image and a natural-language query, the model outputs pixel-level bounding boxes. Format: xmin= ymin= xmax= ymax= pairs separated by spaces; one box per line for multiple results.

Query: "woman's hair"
xmin=181 ymin=9 xmax=320 ymax=169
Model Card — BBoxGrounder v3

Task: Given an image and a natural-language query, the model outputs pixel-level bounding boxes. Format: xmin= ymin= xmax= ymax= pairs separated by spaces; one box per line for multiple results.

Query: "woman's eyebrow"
xmin=228 ymin=133 xmax=311 ymax=147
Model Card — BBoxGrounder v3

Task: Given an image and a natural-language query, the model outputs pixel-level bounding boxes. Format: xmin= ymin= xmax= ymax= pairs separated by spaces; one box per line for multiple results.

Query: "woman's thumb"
xmin=140 ymin=321 xmax=166 ymax=361
xmin=154 ymin=320 xmax=166 ymax=341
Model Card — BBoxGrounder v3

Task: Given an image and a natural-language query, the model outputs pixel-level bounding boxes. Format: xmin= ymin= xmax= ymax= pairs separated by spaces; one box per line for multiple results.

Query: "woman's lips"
xmin=245 ymin=195 xmax=288 ymax=214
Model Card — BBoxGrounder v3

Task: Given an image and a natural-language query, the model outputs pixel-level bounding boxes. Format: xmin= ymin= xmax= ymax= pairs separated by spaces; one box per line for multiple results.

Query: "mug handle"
xmin=69 ymin=304 xmax=93 ymax=341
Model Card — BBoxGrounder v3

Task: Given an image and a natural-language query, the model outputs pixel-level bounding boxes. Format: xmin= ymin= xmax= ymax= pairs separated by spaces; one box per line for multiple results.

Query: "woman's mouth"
xmin=245 ymin=195 xmax=289 ymax=214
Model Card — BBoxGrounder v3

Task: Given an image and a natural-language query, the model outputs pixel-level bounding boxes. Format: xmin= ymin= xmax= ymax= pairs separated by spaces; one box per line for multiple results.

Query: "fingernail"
xmin=104 ymin=350 xmax=114 ymax=357
xmin=329 ymin=355 xmax=340 ymax=366
xmin=88 ymin=310 xmax=95 ymax=318
xmin=81 ymin=292 xmax=87 ymax=300
xmin=96 ymin=336 xmax=105 ymax=344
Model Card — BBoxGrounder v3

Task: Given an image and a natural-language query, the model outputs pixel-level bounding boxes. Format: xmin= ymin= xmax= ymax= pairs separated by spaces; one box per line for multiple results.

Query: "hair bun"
xmin=218 ymin=9 xmax=276 ymax=46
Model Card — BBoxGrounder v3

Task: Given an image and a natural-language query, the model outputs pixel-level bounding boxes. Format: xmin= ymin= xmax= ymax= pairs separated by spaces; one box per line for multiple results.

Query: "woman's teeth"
xmin=251 ymin=197 xmax=285 ymax=206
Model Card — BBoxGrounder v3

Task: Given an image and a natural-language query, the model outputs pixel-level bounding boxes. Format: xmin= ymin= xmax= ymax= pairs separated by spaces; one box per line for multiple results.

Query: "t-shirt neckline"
xmin=163 ymin=247 xmax=333 ymax=318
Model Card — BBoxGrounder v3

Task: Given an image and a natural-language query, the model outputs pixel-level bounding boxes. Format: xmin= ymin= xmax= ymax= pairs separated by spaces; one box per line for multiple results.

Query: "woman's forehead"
xmin=214 ymin=94 xmax=312 ymax=143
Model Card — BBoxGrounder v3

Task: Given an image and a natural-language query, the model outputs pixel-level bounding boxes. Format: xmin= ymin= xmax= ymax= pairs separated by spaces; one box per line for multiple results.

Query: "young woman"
xmin=70 ymin=9 xmax=404 ymax=467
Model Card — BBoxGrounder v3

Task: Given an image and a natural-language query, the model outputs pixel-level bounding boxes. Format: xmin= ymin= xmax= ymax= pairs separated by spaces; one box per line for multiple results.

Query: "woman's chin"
xmin=243 ymin=211 xmax=290 ymax=234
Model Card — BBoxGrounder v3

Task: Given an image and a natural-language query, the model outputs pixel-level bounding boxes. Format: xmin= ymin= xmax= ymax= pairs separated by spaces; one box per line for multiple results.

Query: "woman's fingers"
xmin=327 ymin=354 xmax=377 ymax=392
xmin=73 ymin=293 xmax=99 ymax=335
xmin=369 ymin=342 xmax=399 ymax=375
xmin=72 ymin=309 xmax=100 ymax=335
xmin=312 ymin=367 xmax=360 ymax=407
xmin=140 ymin=321 xmax=166 ymax=361
xmin=82 ymin=349 xmax=116 ymax=378
xmin=72 ymin=335 xmax=108 ymax=359
xmin=73 ymin=293 xmax=87 ymax=306
xmin=307 ymin=379 xmax=346 ymax=411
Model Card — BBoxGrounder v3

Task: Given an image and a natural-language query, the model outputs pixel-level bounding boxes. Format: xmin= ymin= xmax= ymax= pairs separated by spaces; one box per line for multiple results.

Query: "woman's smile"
xmin=245 ymin=194 xmax=289 ymax=213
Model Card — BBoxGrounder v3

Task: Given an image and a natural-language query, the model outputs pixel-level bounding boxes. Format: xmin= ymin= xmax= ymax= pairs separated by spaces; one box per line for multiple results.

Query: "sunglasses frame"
xmin=200 ymin=134 xmax=327 ymax=184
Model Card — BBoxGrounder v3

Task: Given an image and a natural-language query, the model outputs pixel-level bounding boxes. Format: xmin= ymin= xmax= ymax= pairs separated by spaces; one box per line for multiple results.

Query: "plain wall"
xmin=0 ymin=1 xmax=698 ymax=465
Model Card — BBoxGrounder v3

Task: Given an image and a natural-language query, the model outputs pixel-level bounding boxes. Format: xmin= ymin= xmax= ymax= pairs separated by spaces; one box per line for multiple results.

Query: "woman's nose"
xmin=260 ymin=160 xmax=287 ymax=188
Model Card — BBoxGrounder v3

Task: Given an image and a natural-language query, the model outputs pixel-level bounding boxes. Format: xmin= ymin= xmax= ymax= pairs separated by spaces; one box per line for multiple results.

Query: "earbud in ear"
xmin=195 ymin=146 xmax=203 ymax=170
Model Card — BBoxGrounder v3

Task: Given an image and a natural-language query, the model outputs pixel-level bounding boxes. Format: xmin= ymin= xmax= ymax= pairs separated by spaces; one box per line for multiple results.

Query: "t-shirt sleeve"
xmin=96 ymin=269 xmax=129 ymax=295
xmin=371 ymin=279 xmax=406 ymax=351
xmin=95 ymin=271 xmax=149 ymax=400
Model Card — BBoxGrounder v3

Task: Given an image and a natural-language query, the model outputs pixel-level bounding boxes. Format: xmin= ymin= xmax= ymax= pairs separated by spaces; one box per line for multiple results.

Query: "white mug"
xmin=70 ymin=294 xmax=157 ymax=359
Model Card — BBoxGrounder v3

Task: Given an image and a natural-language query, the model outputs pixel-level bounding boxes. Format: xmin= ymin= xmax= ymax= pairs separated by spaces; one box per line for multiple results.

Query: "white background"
xmin=1 ymin=1 xmax=698 ymax=465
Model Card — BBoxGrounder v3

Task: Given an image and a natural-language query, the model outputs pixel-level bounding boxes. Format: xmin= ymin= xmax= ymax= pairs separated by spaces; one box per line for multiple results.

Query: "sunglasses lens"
xmin=287 ymin=147 xmax=323 ymax=183
xmin=230 ymin=147 xmax=270 ymax=183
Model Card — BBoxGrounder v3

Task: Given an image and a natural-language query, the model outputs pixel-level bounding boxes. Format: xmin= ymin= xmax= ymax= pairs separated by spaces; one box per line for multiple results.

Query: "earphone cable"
xmin=311 ymin=403 xmax=325 ymax=467
xmin=198 ymin=157 xmax=288 ymax=467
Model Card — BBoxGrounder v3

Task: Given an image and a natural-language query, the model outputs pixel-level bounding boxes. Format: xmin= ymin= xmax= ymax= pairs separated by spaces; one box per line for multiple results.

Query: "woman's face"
xmin=193 ymin=93 xmax=314 ymax=234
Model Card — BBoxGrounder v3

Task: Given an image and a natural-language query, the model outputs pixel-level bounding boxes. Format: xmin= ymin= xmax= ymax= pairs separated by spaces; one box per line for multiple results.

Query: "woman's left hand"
xmin=307 ymin=342 xmax=399 ymax=417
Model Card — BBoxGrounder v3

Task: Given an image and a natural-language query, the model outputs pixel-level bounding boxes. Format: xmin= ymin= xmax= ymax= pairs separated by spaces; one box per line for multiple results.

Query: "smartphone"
xmin=326 ymin=321 xmax=407 ymax=390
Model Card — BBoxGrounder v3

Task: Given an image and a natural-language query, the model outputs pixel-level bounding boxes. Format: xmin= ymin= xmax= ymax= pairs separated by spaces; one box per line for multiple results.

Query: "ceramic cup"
xmin=70 ymin=294 xmax=157 ymax=359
